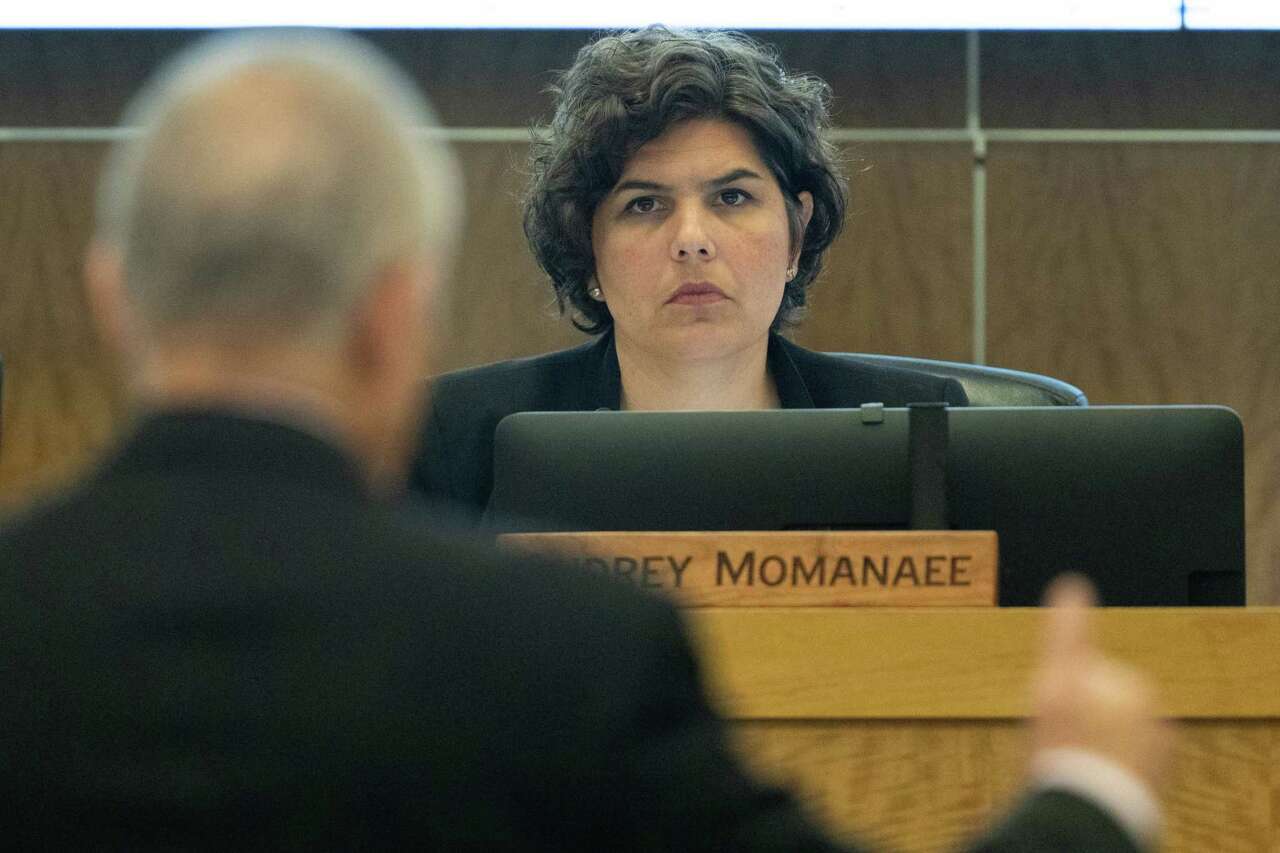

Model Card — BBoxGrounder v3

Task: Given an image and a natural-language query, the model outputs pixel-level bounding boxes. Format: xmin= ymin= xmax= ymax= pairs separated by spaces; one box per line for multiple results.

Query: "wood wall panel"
xmin=730 ymin=720 xmax=1278 ymax=853
xmin=0 ymin=30 xmax=198 ymax=127
xmin=0 ymin=30 xmax=585 ymax=128
xmin=759 ymin=31 xmax=966 ymax=128
xmin=983 ymin=32 xmax=1280 ymax=128
xmin=393 ymin=29 xmax=967 ymax=130
xmin=438 ymin=142 xmax=581 ymax=372
xmin=0 ymin=141 xmax=584 ymax=503
xmin=368 ymin=30 xmax=586 ymax=127
xmin=985 ymin=143 xmax=1280 ymax=604
xmin=791 ymin=143 xmax=972 ymax=360
xmin=0 ymin=143 xmax=122 ymax=508
xmin=0 ymin=137 xmax=971 ymax=506
xmin=0 ymin=30 xmax=963 ymax=130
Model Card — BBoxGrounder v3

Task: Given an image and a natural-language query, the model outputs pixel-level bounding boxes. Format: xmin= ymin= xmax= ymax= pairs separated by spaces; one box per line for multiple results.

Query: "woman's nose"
xmin=669 ymin=206 xmax=716 ymax=262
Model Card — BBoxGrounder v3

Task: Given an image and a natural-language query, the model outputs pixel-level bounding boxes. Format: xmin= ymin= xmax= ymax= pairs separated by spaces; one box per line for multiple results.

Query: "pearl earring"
xmin=589 ymin=286 xmax=604 ymax=300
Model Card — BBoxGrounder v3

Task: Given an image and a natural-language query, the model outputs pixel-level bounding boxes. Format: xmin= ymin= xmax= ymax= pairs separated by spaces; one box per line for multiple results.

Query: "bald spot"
xmin=111 ymin=55 xmax=432 ymax=348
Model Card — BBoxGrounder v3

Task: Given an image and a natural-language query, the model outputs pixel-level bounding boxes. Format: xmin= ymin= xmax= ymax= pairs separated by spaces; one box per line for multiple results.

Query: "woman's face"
xmin=591 ymin=117 xmax=812 ymax=365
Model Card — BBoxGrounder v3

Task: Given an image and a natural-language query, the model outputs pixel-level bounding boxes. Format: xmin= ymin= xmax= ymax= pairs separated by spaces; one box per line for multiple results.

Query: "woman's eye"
xmin=624 ymin=197 xmax=659 ymax=214
xmin=719 ymin=189 xmax=750 ymax=206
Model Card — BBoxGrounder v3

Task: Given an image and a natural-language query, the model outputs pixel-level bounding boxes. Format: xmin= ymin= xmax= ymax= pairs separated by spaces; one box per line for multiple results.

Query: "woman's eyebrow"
xmin=611 ymin=178 xmax=668 ymax=194
xmin=703 ymin=168 xmax=765 ymax=188
xmin=611 ymin=167 xmax=765 ymax=196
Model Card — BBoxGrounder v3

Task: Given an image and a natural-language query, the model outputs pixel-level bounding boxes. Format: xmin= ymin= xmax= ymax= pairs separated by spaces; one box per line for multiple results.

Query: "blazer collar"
xmin=768 ymin=334 xmax=817 ymax=409
xmin=99 ymin=409 xmax=369 ymax=498
xmin=589 ymin=331 xmax=815 ymax=410
xmin=584 ymin=332 xmax=623 ymax=410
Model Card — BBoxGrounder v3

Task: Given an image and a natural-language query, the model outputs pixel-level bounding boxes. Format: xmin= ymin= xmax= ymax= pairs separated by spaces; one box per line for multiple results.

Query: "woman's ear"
xmin=797 ymin=190 xmax=814 ymax=233
xmin=791 ymin=190 xmax=815 ymax=268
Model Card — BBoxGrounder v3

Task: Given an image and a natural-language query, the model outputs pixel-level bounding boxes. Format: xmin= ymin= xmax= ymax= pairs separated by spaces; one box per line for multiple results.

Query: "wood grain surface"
xmin=690 ymin=608 xmax=1280 ymax=851
xmin=0 ymin=30 xmax=965 ymax=130
xmin=0 ymin=143 xmax=123 ymax=507
xmin=730 ymin=721 xmax=1022 ymax=852
xmin=432 ymin=142 xmax=582 ymax=372
xmin=982 ymin=31 xmax=1280 ymax=129
xmin=728 ymin=720 xmax=1278 ymax=853
xmin=758 ymin=30 xmax=966 ymax=128
xmin=0 ymin=30 xmax=199 ymax=127
xmin=0 ymin=30 xmax=586 ymax=129
xmin=986 ymin=143 xmax=1280 ymax=605
xmin=792 ymin=143 xmax=973 ymax=360
xmin=688 ymin=608 xmax=1280 ymax=719
xmin=0 ymin=141 xmax=583 ymax=503
xmin=1161 ymin=722 xmax=1280 ymax=853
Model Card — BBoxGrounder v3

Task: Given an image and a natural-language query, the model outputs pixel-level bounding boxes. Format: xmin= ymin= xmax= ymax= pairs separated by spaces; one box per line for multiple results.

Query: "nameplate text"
xmin=500 ymin=531 xmax=997 ymax=607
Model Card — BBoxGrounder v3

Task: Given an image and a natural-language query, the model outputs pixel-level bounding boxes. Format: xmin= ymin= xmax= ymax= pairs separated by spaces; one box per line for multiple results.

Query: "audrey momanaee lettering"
xmin=716 ymin=551 xmax=973 ymax=588
xmin=566 ymin=551 xmax=972 ymax=589
xmin=570 ymin=554 xmax=694 ymax=589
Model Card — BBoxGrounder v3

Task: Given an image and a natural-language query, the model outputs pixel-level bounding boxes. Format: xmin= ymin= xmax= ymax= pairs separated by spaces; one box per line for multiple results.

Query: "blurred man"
xmin=0 ymin=31 xmax=1167 ymax=851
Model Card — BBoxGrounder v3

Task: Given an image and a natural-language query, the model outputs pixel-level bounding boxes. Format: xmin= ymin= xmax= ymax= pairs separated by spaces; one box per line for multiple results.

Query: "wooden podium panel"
xmin=687 ymin=608 xmax=1280 ymax=853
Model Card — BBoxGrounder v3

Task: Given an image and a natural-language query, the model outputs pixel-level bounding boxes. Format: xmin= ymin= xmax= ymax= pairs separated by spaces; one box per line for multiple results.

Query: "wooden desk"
xmin=687 ymin=608 xmax=1280 ymax=853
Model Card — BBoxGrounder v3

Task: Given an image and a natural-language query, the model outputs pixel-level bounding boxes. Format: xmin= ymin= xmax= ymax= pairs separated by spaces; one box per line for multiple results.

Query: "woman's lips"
xmin=667 ymin=282 xmax=728 ymax=305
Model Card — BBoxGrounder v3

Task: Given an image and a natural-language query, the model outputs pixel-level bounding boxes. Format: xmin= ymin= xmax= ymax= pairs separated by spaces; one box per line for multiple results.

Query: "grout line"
xmin=417 ymin=126 xmax=541 ymax=142
xmin=828 ymin=128 xmax=971 ymax=142
xmin=0 ymin=126 xmax=540 ymax=143
xmin=983 ymin=128 xmax=1280 ymax=143
xmin=5 ymin=126 xmax=1280 ymax=144
xmin=967 ymin=30 xmax=988 ymax=366
xmin=0 ymin=128 xmax=136 ymax=142
xmin=972 ymin=162 xmax=988 ymax=367
xmin=966 ymin=32 xmax=982 ymax=137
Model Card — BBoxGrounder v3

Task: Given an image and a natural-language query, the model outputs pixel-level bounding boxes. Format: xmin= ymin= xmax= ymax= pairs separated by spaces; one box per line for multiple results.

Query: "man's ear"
xmin=348 ymin=259 xmax=435 ymax=382
xmin=84 ymin=241 xmax=135 ymax=358
xmin=346 ymin=260 xmax=437 ymax=496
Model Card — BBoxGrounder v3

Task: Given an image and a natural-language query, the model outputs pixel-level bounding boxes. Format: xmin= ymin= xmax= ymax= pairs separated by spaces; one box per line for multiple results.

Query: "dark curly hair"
xmin=523 ymin=26 xmax=847 ymax=334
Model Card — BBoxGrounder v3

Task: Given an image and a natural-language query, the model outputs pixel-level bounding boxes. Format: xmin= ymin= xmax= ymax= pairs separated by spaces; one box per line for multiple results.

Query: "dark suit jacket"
xmin=0 ymin=410 xmax=1139 ymax=852
xmin=412 ymin=332 xmax=970 ymax=513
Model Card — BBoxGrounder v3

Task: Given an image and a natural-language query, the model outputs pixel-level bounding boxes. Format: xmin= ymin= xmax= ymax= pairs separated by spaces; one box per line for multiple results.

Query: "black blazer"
xmin=0 ymin=411 xmax=1139 ymax=852
xmin=412 ymin=332 xmax=969 ymax=513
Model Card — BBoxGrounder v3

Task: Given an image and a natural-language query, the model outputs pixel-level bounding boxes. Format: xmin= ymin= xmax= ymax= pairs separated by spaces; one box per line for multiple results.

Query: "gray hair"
xmin=95 ymin=30 xmax=461 ymax=346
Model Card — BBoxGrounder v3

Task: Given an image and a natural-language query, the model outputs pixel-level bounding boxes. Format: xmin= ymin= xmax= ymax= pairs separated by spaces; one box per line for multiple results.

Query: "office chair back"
xmin=843 ymin=354 xmax=1088 ymax=407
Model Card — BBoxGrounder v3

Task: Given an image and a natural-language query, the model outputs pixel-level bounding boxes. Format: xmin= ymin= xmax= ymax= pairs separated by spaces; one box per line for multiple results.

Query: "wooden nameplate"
xmin=500 ymin=531 xmax=997 ymax=607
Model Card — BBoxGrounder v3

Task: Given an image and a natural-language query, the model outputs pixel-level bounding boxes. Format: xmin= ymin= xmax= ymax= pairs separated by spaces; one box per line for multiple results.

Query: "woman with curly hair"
xmin=412 ymin=27 xmax=965 ymax=512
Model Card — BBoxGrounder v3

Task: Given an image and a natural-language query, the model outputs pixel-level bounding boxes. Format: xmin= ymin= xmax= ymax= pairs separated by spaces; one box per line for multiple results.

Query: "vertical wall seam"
xmin=967 ymin=30 xmax=988 ymax=366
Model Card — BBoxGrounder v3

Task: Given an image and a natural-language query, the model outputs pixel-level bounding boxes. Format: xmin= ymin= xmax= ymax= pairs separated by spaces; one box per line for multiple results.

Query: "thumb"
xmin=1041 ymin=573 xmax=1098 ymax=672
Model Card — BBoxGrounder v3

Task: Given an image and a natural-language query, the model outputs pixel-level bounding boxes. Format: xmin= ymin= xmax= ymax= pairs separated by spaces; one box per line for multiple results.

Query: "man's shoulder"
xmin=330 ymin=501 xmax=691 ymax=713
xmin=384 ymin=500 xmax=663 ymax=611
xmin=1 ymin=465 xmax=678 ymax=670
xmin=0 ymin=467 xmax=694 ymax=848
